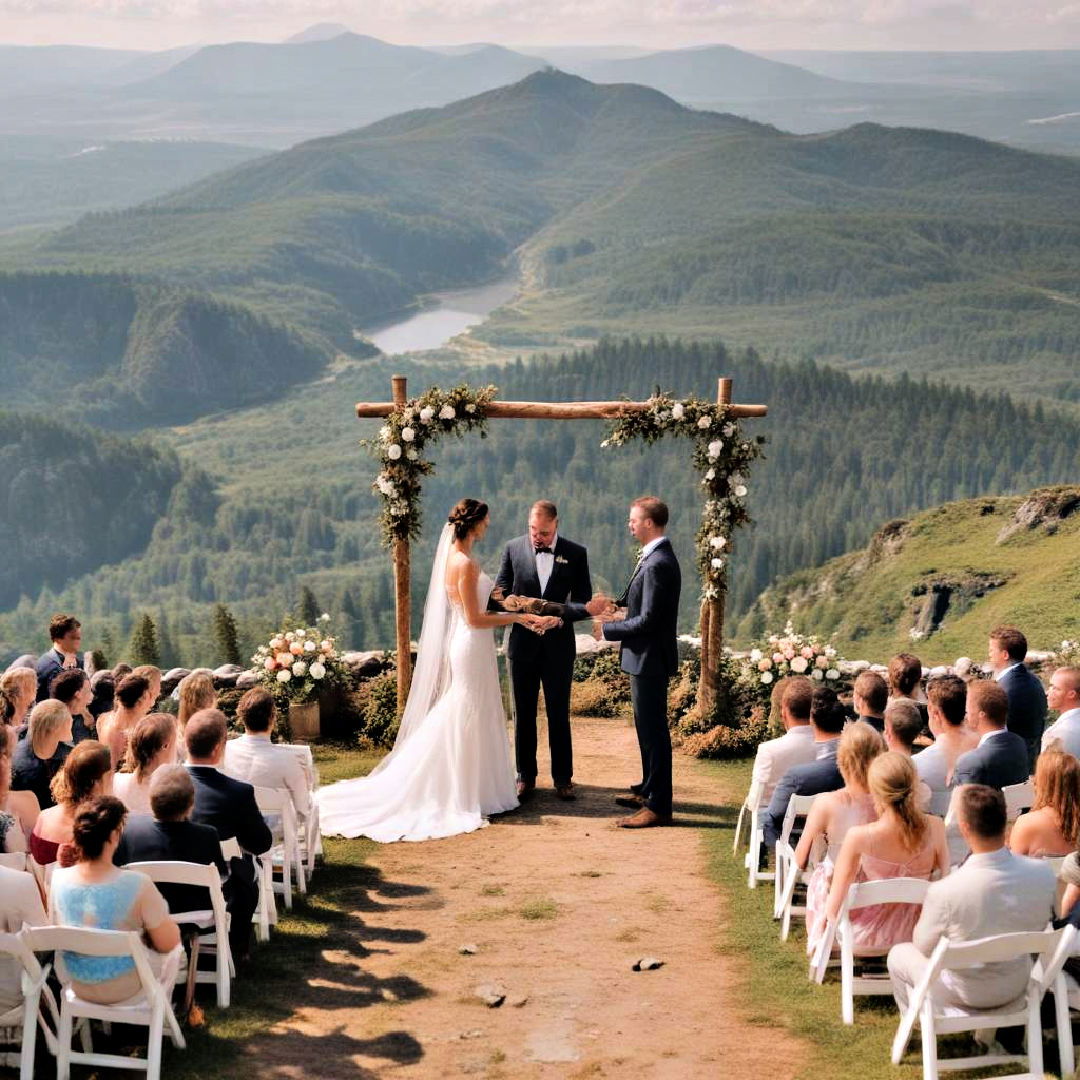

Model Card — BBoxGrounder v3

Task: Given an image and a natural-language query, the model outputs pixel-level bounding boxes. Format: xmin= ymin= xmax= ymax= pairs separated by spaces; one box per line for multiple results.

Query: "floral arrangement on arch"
xmin=253 ymin=618 xmax=347 ymax=704
xmin=602 ymin=393 xmax=765 ymax=600
xmin=1052 ymin=639 xmax=1080 ymax=667
xmin=363 ymin=383 xmax=497 ymax=545
xmin=738 ymin=621 xmax=845 ymax=708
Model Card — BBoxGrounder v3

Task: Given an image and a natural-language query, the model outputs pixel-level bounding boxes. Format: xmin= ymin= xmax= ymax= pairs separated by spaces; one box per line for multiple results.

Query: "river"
xmin=363 ymin=278 xmax=518 ymax=355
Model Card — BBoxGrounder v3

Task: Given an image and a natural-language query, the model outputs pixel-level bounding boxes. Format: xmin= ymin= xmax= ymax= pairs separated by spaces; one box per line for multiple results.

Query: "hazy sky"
xmin=1 ymin=0 xmax=1079 ymax=52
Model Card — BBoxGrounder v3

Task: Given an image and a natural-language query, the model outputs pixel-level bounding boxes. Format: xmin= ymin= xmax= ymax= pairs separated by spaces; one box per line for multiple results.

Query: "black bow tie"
xmin=534 ymin=546 xmax=553 ymax=555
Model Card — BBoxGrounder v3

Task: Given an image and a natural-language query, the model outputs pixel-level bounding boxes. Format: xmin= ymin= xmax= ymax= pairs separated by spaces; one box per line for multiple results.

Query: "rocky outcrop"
xmin=997 ymin=486 xmax=1080 ymax=544
xmin=909 ymin=573 xmax=1009 ymax=637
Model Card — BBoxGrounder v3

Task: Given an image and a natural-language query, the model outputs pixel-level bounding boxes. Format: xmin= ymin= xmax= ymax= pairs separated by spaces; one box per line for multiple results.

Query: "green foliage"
xmin=128 ymin=613 xmax=160 ymax=666
xmin=355 ymin=672 xmax=400 ymax=749
xmin=212 ymin=604 xmax=242 ymax=666
xmin=297 ymin=587 xmax=320 ymax=627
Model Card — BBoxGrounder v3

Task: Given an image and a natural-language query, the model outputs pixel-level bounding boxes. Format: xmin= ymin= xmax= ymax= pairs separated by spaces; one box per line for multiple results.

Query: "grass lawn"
xmin=702 ymin=756 xmax=1064 ymax=1080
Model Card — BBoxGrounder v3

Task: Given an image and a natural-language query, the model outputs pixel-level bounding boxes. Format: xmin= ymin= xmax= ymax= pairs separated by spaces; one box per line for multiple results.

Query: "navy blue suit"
xmin=602 ymin=536 xmax=681 ymax=816
xmin=495 ymin=534 xmax=592 ymax=786
xmin=35 ymin=647 xmax=83 ymax=703
xmin=951 ymin=729 xmax=1030 ymax=788
xmin=763 ymin=739 xmax=842 ymax=849
xmin=999 ymin=664 xmax=1048 ymax=772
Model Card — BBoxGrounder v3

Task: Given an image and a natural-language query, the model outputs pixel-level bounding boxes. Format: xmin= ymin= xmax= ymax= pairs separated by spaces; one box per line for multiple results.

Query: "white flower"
xmin=439 ymin=404 xmax=456 ymax=420
xmin=749 ymin=648 xmax=763 ymax=662
xmin=284 ymin=632 xmax=295 ymax=642
xmin=909 ymin=628 xmax=924 ymax=641
xmin=705 ymin=468 xmax=715 ymax=481
xmin=825 ymin=646 xmax=837 ymax=659
xmin=601 ymin=439 xmax=610 ymax=448
xmin=811 ymin=668 xmax=824 ymax=681
xmin=710 ymin=535 xmax=727 ymax=549
xmin=734 ymin=485 xmax=748 ymax=498
xmin=304 ymin=640 xmax=316 ymax=652
xmin=657 ymin=409 xmax=670 ymax=422
xmin=402 ymin=407 xmax=413 ymax=421
xmin=294 ymin=628 xmax=305 ymax=636
xmin=309 ymin=662 xmax=326 ymax=680
xmin=401 ymin=426 xmax=415 ymax=442
xmin=419 ymin=406 xmax=434 ymax=423
xmin=386 ymin=444 xmax=402 ymax=460
xmin=406 ymin=448 xmax=419 ymax=461
xmin=276 ymin=669 xmax=291 ymax=683
xmin=710 ymin=557 xmax=724 ymax=569
xmin=378 ymin=425 xmax=391 ymax=442
xmin=697 ymin=416 xmax=711 ymax=430
xmin=707 ymin=440 xmax=723 ymax=460
xmin=760 ymin=671 xmax=774 ymax=685
xmin=320 ymin=613 xmax=330 ymax=622
xmin=671 ymin=402 xmax=685 ymax=420
xmin=292 ymin=660 xmax=307 ymax=677
xmin=826 ymin=668 xmax=840 ymax=680
xmin=391 ymin=502 xmax=406 ymax=516
xmin=790 ymin=656 xmax=809 ymax=674
xmin=722 ymin=423 xmax=735 ymax=437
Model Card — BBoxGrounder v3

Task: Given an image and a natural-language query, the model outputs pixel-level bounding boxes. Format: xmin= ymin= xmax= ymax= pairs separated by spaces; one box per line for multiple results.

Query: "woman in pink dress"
xmin=798 ymin=721 xmax=886 ymax=955
xmin=824 ymin=751 xmax=949 ymax=952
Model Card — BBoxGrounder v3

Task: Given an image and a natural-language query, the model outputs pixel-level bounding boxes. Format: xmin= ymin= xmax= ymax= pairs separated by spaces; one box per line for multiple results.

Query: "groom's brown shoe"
xmin=615 ymin=794 xmax=646 ymax=809
xmin=617 ymin=808 xmax=672 ymax=829
xmin=516 ymin=779 xmax=535 ymax=799
xmin=555 ymin=784 xmax=576 ymax=801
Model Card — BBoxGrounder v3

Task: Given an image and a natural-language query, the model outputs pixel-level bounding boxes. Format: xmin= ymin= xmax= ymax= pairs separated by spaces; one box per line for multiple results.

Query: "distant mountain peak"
xmin=285 ymin=23 xmax=352 ymax=44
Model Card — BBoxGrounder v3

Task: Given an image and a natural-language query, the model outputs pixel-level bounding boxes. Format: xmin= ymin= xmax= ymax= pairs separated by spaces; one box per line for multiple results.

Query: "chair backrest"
xmin=23 ymin=925 xmax=159 ymax=999
xmin=219 ymin=837 xmax=242 ymax=861
xmin=0 ymin=929 xmax=44 ymax=983
xmin=1036 ymin=923 xmax=1078 ymax=995
xmin=934 ymin=928 xmax=1060 ymax=974
xmin=1003 ymin=780 xmax=1035 ymax=819
xmin=843 ymin=875 xmax=932 ymax=915
xmin=277 ymin=743 xmax=317 ymax=789
xmin=125 ymin=860 xmax=228 ymax=923
xmin=780 ymin=793 xmax=818 ymax=846
xmin=0 ymin=851 xmax=27 ymax=871
xmin=254 ymin=785 xmax=298 ymax=832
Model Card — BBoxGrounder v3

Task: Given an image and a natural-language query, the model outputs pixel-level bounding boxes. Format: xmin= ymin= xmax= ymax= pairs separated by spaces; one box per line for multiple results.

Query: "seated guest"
xmin=30 ymin=741 xmax=112 ymax=869
xmin=116 ymin=766 xmax=238 ymax=949
xmin=11 ymin=699 xmax=73 ymax=811
xmin=763 ymin=687 xmax=847 ymax=850
xmin=888 ymin=784 xmax=1056 ymax=1013
xmin=0 ymin=666 xmax=37 ymax=735
xmin=132 ymin=665 xmax=163 ymax=709
xmin=1008 ymin=748 xmax=1080 ymax=857
xmin=989 ymin=625 xmax=1047 ymax=773
xmin=113 ymin=713 xmax=178 ymax=815
xmin=824 ymin=752 xmax=948 ymax=953
xmin=186 ymin=709 xmax=271 ymax=963
xmin=0 ymin=861 xmax=47 ymax=1013
xmin=176 ymin=671 xmax=217 ymax=760
xmin=98 ymin=674 xmax=155 ymax=772
xmin=51 ymin=668 xmax=96 ymax=745
xmin=888 ymin=652 xmax=926 ymax=710
xmin=0 ymin=734 xmax=29 ymax=853
xmin=751 ymin=677 xmax=817 ymax=805
xmin=88 ymin=670 xmax=115 ymax=725
xmin=884 ymin=700 xmax=933 ymax=809
xmin=951 ymin=680 xmax=1029 ymax=789
xmin=852 ymin=671 xmax=888 ymax=733
xmin=225 ymin=688 xmax=310 ymax=822
xmin=1042 ymin=667 xmax=1080 ymax=756
xmin=34 ymin=613 xmax=84 ymax=703
xmin=797 ymin=721 xmax=886 ymax=955
xmin=50 ymin=795 xmax=180 ymax=1005
xmin=915 ymin=675 xmax=977 ymax=816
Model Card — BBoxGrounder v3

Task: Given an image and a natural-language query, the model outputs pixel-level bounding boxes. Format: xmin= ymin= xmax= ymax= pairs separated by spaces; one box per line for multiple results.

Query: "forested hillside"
xmin=0 ymin=411 xmax=199 ymax=609
xmin=0 ymin=272 xmax=332 ymax=428
xmin=1 ymin=339 xmax=1076 ymax=666
xmin=4 ymin=71 xmax=1077 ymax=403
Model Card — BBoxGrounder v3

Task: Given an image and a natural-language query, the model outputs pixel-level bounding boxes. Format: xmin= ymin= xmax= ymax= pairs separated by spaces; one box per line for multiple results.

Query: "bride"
xmin=318 ymin=498 xmax=558 ymax=842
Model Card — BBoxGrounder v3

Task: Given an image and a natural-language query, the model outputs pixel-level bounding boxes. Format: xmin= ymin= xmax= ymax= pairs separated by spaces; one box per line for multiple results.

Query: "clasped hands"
xmin=585 ymin=593 xmax=624 ymax=639
xmin=519 ymin=613 xmax=562 ymax=635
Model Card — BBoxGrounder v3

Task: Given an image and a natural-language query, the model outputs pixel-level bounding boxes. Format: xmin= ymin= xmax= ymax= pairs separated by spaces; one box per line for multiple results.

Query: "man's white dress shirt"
xmin=1041 ymin=707 xmax=1080 ymax=755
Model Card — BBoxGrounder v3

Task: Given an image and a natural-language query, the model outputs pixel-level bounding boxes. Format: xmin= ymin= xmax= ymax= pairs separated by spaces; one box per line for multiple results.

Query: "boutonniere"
xmin=555 ymin=555 xmax=569 ymax=565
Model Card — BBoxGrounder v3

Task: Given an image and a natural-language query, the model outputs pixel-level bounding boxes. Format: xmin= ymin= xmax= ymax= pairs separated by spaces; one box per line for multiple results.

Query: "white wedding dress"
xmin=317 ymin=527 xmax=519 ymax=842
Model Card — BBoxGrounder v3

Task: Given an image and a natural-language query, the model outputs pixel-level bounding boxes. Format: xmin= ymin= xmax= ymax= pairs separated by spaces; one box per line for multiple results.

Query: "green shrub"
xmin=355 ymin=672 xmax=400 ymax=749
xmin=571 ymin=678 xmax=628 ymax=717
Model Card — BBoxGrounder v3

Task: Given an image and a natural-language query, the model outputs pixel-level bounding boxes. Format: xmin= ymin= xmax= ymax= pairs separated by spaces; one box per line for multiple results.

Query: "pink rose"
xmin=783 ymin=648 xmax=796 ymax=661
xmin=263 ymin=657 xmax=276 ymax=671
xmin=801 ymin=647 xmax=814 ymax=659
xmin=773 ymin=652 xmax=784 ymax=664
xmin=290 ymin=642 xmax=304 ymax=655
xmin=815 ymin=655 xmax=830 ymax=669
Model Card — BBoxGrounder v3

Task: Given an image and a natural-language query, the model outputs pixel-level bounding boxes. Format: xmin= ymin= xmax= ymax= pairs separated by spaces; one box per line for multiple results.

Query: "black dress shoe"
xmin=630 ymin=783 xmax=644 ymax=795
xmin=555 ymin=783 xmax=576 ymax=801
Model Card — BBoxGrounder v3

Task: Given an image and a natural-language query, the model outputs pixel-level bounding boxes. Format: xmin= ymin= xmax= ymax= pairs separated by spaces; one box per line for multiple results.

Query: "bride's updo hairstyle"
xmin=448 ymin=498 xmax=489 ymax=541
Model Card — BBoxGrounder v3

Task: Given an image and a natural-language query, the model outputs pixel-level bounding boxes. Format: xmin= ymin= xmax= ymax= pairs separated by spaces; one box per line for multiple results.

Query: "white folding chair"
xmin=220 ymin=837 xmax=274 ymax=943
xmin=0 ymin=852 xmax=27 ymax=871
xmin=0 ymin=930 xmax=60 ymax=1080
xmin=254 ymin=785 xmax=304 ymax=908
xmin=125 ymin=861 xmax=233 ymax=1008
xmin=23 ymin=926 xmax=185 ymax=1080
xmin=278 ymin=743 xmax=322 ymax=883
xmin=1048 ymin=924 xmax=1080 ymax=1077
xmin=809 ymin=876 xmax=931 ymax=1023
xmin=773 ymin=793 xmax=818 ymax=921
xmin=891 ymin=927 xmax=1063 ymax=1080
xmin=734 ymin=779 xmax=774 ymax=889
xmin=1002 ymin=780 xmax=1035 ymax=823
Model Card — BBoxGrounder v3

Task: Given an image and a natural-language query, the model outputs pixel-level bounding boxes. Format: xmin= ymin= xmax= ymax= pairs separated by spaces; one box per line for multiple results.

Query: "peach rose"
xmin=757 ymin=658 xmax=772 ymax=671
xmin=290 ymin=642 xmax=304 ymax=655
xmin=275 ymin=651 xmax=292 ymax=667
xmin=263 ymin=657 xmax=276 ymax=671
xmin=801 ymin=647 xmax=814 ymax=659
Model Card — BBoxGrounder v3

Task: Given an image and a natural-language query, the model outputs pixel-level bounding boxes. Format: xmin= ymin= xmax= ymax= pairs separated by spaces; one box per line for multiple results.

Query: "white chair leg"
xmin=749 ymin=830 xmax=762 ymax=889
xmin=920 ymin=1004 xmax=939 ymax=1080
xmin=57 ymin=1004 xmax=73 ymax=1080
xmin=1026 ymin=996 xmax=1044 ymax=1078
xmin=841 ymin=930 xmax=855 ymax=1025
xmin=19 ymin=992 xmax=38 ymax=1080
xmin=733 ymin=801 xmax=748 ymax=854
xmin=146 ymin=1002 xmax=164 ymax=1080
xmin=1055 ymin=982 xmax=1075 ymax=1078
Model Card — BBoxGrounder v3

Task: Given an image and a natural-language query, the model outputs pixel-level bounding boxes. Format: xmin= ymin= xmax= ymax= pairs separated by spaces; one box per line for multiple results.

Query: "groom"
xmin=598 ymin=496 xmax=681 ymax=828
xmin=496 ymin=500 xmax=606 ymax=800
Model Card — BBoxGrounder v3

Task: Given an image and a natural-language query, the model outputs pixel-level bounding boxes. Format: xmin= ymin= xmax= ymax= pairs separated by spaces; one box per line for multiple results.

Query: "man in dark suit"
xmin=598 ymin=496 xmax=681 ymax=828
xmin=184 ymin=709 xmax=271 ymax=962
xmin=495 ymin=500 xmax=604 ymax=800
xmin=951 ymin=680 xmax=1029 ymax=789
xmin=763 ymin=688 xmax=846 ymax=849
xmin=989 ymin=625 xmax=1047 ymax=773
xmin=852 ymin=671 xmax=888 ymax=733
xmin=35 ymin=613 xmax=83 ymax=703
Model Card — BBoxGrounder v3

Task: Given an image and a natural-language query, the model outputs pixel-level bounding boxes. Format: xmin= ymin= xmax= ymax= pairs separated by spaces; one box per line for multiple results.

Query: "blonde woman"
xmin=0 ymin=667 xmax=37 ymax=731
xmin=797 ymin=721 xmax=887 ymax=955
xmin=10 ymin=699 xmax=72 ymax=811
xmin=1009 ymin=749 xmax=1080 ymax=858
xmin=113 ymin=714 xmax=177 ymax=815
xmin=176 ymin=671 xmax=216 ymax=762
xmin=824 ymin=752 xmax=949 ymax=951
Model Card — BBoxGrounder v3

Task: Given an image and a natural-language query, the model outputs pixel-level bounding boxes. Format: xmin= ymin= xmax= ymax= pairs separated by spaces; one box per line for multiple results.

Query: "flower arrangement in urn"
xmin=738 ymin=621 xmax=845 ymax=708
xmin=253 ymin=617 xmax=346 ymax=704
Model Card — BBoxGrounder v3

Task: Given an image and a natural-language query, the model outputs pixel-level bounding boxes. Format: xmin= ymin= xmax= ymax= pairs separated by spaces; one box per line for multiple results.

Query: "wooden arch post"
xmin=358 ymin=375 xmax=766 ymax=716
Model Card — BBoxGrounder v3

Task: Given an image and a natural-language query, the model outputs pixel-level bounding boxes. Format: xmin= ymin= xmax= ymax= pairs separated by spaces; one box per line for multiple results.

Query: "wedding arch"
xmin=355 ymin=374 xmax=768 ymax=723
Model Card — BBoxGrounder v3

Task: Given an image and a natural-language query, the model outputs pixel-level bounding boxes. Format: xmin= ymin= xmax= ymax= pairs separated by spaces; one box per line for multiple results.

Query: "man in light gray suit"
xmin=888 ymin=784 xmax=1056 ymax=1013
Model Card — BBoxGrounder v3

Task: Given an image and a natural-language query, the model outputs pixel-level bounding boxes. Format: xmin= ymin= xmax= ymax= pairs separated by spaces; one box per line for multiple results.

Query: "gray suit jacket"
xmin=911 ymin=847 xmax=1056 ymax=1008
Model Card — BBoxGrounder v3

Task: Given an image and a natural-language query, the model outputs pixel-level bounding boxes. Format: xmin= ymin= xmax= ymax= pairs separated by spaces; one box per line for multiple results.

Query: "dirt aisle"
xmin=250 ymin=716 xmax=803 ymax=1079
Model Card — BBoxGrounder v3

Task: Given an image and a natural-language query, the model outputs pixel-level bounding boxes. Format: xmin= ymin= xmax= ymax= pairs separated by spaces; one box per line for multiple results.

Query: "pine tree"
xmin=212 ymin=603 xmax=242 ymax=666
xmin=156 ymin=610 xmax=179 ymax=669
xmin=128 ymin=614 xmax=160 ymax=666
xmin=298 ymin=585 xmax=320 ymax=626
xmin=98 ymin=627 xmax=116 ymax=668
